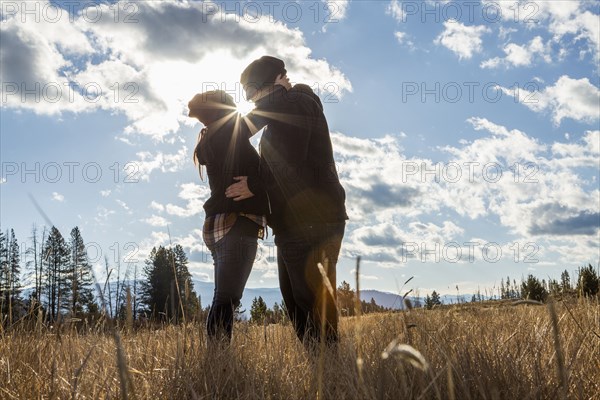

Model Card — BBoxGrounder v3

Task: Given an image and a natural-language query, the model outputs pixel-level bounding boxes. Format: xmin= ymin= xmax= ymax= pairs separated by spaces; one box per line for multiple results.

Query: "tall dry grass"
xmin=1 ymin=297 xmax=599 ymax=399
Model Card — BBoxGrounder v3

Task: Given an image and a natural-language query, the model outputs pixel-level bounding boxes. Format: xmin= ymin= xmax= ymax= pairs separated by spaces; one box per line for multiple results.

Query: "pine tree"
xmin=142 ymin=247 xmax=170 ymax=320
xmin=250 ymin=296 xmax=268 ymax=323
xmin=173 ymin=244 xmax=199 ymax=321
xmin=69 ymin=227 xmax=97 ymax=318
xmin=8 ymin=229 xmax=23 ymax=318
xmin=43 ymin=227 xmax=71 ymax=321
xmin=141 ymin=246 xmax=199 ymax=322
xmin=576 ymin=264 xmax=599 ymax=298
xmin=0 ymin=229 xmax=23 ymax=322
xmin=360 ymin=297 xmax=387 ymax=314
xmin=424 ymin=294 xmax=433 ymax=310
xmin=521 ymin=274 xmax=547 ymax=302
xmin=26 ymin=224 xmax=43 ymax=307
xmin=506 ymin=276 xmax=513 ymax=299
xmin=560 ymin=270 xmax=571 ymax=293
xmin=0 ymin=230 xmax=8 ymax=317
xmin=425 ymin=290 xmax=442 ymax=310
xmin=431 ymin=290 xmax=441 ymax=306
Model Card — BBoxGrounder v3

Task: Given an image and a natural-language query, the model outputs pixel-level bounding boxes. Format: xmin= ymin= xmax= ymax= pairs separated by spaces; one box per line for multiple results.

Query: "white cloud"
xmin=394 ymin=31 xmax=415 ymax=49
xmin=133 ymin=230 xmax=172 ymax=261
xmin=481 ymin=36 xmax=551 ymax=68
xmin=1 ymin=0 xmax=352 ymax=140
xmin=349 ymin=269 xmax=379 ymax=281
xmin=94 ymin=206 xmax=115 ymax=224
xmin=149 ymin=201 xmax=165 ymax=212
xmin=533 ymin=1 xmax=599 ymax=60
xmin=435 ymin=22 xmax=489 ymax=60
xmin=331 ymin=131 xmax=438 ymax=222
xmin=483 ymin=0 xmax=599 ymax=61
xmin=100 ymin=190 xmax=111 ymax=197
xmin=172 ymin=229 xmax=206 ymax=256
xmin=343 ymin=220 xmax=465 ymax=266
xmin=51 ymin=192 xmax=64 ymax=202
xmin=165 ymin=182 xmax=210 ymax=218
xmin=188 ymin=264 xmax=212 ymax=283
xmin=323 ymin=0 xmax=349 ymax=21
xmin=394 ymin=31 xmax=407 ymax=43
xmin=330 ymin=120 xmax=597 ymax=267
xmin=499 ymin=75 xmax=600 ymax=125
xmin=134 ymin=146 xmax=188 ymax=181
xmin=452 ymin=119 xmax=599 ymax=244
xmin=143 ymin=215 xmax=169 ymax=227
xmin=116 ymin=199 xmax=130 ymax=212
xmin=386 ymin=0 xmax=404 ymax=22
xmin=0 ymin=14 xmax=84 ymax=114
xmin=498 ymin=27 xmax=518 ymax=41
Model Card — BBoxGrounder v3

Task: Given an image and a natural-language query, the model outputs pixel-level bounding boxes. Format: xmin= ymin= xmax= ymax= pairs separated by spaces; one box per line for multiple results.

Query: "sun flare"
xmin=236 ymin=98 xmax=255 ymax=116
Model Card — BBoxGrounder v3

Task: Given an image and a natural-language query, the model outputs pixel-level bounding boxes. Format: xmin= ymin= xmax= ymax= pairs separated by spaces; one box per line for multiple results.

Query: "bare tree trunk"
xmin=104 ymin=257 xmax=113 ymax=319
xmin=7 ymin=266 xmax=12 ymax=326
xmin=30 ymin=225 xmax=39 ymax=307
xmin=39 ymin=227 xmax=46 ymax=307
xmin=114 ymin=259 xmax=121 ymax=320
xmin=170 ymin=280 xmax=176 ymax=323
xmin=72 ymin=245 xmax=77 ymax=317
xmin=133 ymin=265 xmax=138 ymax=322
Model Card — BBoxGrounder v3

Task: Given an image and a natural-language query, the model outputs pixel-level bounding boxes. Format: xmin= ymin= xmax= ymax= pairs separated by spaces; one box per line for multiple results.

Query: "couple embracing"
xmin=188 ymin=56 xmax=348 ymax=348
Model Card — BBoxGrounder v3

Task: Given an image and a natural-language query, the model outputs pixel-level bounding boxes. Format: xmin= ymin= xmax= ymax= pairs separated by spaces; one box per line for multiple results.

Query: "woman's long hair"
xmin=188 ymin=90 xmax=237 ymax=179
xmin=193 ymin=127 xmax=209 ymax=180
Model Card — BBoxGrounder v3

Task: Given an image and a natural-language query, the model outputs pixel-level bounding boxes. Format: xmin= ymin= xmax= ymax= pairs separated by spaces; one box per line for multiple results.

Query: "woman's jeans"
xmin=206 ymin=216 xmax=259 ymax=342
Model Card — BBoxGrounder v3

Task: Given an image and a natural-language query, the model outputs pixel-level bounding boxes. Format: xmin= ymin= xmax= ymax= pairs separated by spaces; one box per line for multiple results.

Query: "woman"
xmin=188 ymin=90 xmax=268 ymax=343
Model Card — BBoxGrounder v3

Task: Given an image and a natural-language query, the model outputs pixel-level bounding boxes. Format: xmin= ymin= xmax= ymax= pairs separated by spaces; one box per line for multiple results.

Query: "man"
xmin=225 ymin=56 xmax=348 ymax=346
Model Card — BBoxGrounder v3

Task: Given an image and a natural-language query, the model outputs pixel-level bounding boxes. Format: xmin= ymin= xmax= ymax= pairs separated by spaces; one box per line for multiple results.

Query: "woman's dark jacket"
xmin=197 ymin=114 xmax=268 ymax=217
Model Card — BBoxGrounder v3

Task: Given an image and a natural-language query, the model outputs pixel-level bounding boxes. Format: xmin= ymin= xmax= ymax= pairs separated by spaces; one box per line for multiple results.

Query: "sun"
xmin=236 ymin=97 xmax=255 ymax=116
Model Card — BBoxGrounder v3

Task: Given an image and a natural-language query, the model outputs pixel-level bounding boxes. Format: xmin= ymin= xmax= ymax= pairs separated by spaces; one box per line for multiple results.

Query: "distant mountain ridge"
xmin=192 ymin=280 xmax=473 ymax=315
xmin=193 ymin=280 xmax=414 ymax=315
xmin=21 ymin=280 xmax=477 ymax=318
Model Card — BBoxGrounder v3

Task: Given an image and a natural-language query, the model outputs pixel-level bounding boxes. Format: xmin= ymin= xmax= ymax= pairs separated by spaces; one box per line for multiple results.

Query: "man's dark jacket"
xmin=245 ymin=85 xmax=348 ymax=235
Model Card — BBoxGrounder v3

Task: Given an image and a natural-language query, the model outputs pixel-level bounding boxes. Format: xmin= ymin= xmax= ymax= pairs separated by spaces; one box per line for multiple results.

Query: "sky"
xmin=1 ymin=0 xmax=599 ymax=298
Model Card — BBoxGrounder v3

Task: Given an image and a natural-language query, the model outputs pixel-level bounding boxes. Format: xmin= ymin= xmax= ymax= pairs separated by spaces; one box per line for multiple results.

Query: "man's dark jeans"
xmin=206 ymin=216 xmax=259 ymax=342
xmin=275 ymin=222 xmax=345 ymax=346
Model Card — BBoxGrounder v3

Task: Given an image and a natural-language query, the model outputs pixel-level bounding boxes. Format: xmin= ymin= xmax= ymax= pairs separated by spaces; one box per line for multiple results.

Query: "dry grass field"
xmin=1 ymin=298 xmax=599 ymax=399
